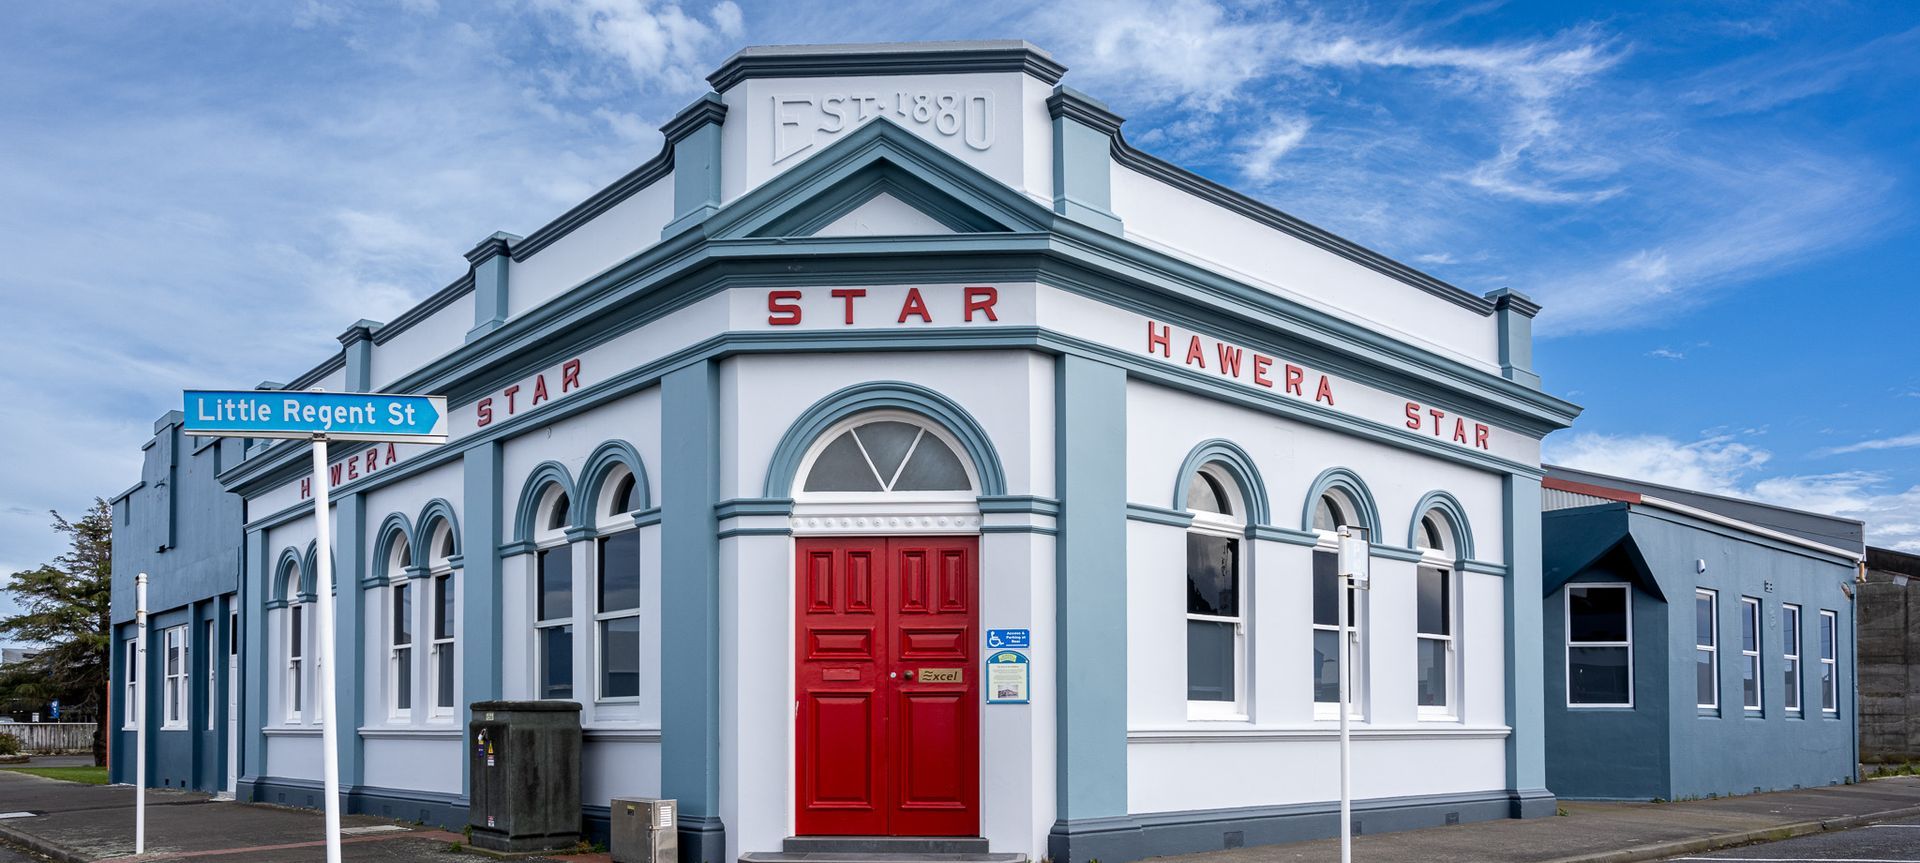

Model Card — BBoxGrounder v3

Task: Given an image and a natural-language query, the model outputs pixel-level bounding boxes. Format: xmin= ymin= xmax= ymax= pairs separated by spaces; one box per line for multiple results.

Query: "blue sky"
xmin=2 ymin=1 xmax=1916 ymax=630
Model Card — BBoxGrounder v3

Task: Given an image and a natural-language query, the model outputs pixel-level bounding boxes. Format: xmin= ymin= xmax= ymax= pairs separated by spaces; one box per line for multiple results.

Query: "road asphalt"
xmin=1659 ymin=812 xmax=1920 ymax=861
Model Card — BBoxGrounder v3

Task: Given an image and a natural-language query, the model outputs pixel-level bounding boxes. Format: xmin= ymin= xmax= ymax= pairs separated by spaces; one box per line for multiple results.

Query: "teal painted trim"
xmin=1407 ymin=490 xmax=1477 ymax=561
xmin=714 ymin=498 xmax=795 ymax=519
xmin=372 ymin=272 xmax=472 ymax=348
xmin=369 ymin=512 xmax=414 ymax=588
xmin=264 ymin=598 xmax=288 ymax=610
xmin=1125 ymin=502 xmax=1193 ymax=528
xmin=243 ymin=528 xmax=270 ymax=784
xmin=715 ymin=526 xmax=792 ymax=539
xmin=572 ymin=440 xmax=651 ymax=531
xmin=762 ymin=380 xmax=1009 ymax=498
xmin=659 ymin=360 xmax=722 ymax=825
xmin=770 ymin=166 xmax=1012 ymax=237
xmin=459 ymin=441 xmax=504 ymax=795
xmin=1056 ymin=354 xmax=1129 ymax=819
xmin=403 ymin=564 xmax=431 ymax=581
xmin=981 ymin=523 xmax=1059 ymax=536
xmin=334 ymin=492 xmax=367 ymax=788
xmin=412 ymin=498 xmax=461 ymax=561
xmin=1049 ymin=86 xmax=1123 ymax=234
xmin=1250 ymin=524 xmax=1319 ymax=545
xmin=513 ymin=154 xmax=671 ymax=262
xmin=663 ymin=94 xmax=726 ymax=238
xmin=1370 ymin=545 xmax=1425 ymax=563
xmin=631 ymin=506 xmax=662 ymax=527
xmin=1460 ymin=559 xmax=1509 ymax=576
xmin=272 ymin=548 xmax=303 ymax=604
xmin=978 ymin=495 xmax=1062 ymax=516
xmin=1172 ymin=439 xmax=1272 ymax=525
xmin=510 ymin=462 xmax=577 ymax=544
xmin=1503 ymin=474 xmax=1547 ymax=797
xmin=1488 ymin=289 xmax=1541 ymax=389
xmin=562 ymin=525 xmax=594 ymax=543
xmin=497 ymin=540 xmax=537 ymax=557
xmin=341 ymin=324 xmax=374 ymax=392
xmin=1300 ymin=467 xmax=1384 ymax=533
xmin=707 ymin=40 xmax=1066 ymax=92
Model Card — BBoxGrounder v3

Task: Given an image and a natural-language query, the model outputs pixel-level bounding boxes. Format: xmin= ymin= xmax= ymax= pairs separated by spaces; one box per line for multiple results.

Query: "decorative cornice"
xmin=1109 ymin=132 xmax=1495 ymax=315
xmin=660 ymin=93 xmax=728 ymax=143
xmin=1126 ymin=502 xmax=1194 ymax=529
xmin=1249 ymin=524 xmax=1318 ymax=546
xmin=1046 ymin=86 xmax=1124 ymax=136
xmin=463 ymin=231 xmax=520 ymax=266
xmin=707 ymin=40 xmax=1066 ymax=92
xmin=336 ymin=319 xmax=383 ymax=347
xmin=976 ymin=495 xmax=1062 ymax=517
xmin=631 ymin=506 xmax=663 ymax=527
xmin=1486 ymin=287 xmax=1542 ymax=318
xmin=713 ymin=498 xmax=795 ymax=520
xmin=792 ymin=512 xmax=982 ymax=535
xmin=512 ymin=153 xmax=674 ymax=262
xmin=372 ymin=272 xmax=473 ymax=347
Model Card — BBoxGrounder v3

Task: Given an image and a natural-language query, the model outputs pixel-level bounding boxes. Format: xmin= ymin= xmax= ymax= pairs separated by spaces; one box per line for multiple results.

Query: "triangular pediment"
xmin=706 ymin=117 xmax=1055 ymax=240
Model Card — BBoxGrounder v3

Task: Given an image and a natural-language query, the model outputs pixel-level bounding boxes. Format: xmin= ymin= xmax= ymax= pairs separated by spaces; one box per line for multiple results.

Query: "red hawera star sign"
xmin=1145 ymin=320 xmax=1492 ymax=452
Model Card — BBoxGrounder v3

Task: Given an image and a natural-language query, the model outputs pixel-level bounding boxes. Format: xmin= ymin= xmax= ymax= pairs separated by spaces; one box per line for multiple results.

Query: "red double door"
xmin=796 ymin=536 xmax=980 ymax=837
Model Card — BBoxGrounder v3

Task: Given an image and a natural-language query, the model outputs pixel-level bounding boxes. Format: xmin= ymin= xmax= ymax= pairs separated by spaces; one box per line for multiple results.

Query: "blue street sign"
xmin=986 ymin=628 xmax=1029 ymax=650
xmin=183 ymin=390 xmax=449 ymax=443
xmin=49 ymin=699 xmax=59 ymax=720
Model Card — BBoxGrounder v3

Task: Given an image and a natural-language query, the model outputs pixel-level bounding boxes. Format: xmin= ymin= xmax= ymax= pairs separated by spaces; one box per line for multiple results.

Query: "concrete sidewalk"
xmin=1152 ymin=776 xmax=1920 ymax=863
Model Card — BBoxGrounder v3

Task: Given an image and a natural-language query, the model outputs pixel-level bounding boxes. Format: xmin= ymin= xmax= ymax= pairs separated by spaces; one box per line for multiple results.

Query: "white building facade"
xmin=213 ymin=41 xmax=1580 ymax=863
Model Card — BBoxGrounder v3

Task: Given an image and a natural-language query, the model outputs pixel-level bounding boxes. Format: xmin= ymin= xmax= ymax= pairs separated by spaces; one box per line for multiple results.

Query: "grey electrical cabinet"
xmin=467 ymin=700 xmax=583 ymax=852
xmin=610 ymin=797 xmax=677 ymax=863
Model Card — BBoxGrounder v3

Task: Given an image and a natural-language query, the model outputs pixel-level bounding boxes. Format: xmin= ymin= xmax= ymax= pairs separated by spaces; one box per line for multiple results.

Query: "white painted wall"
xmin=363 ymin=736 xmax=463 ymax=794
xmin=370 ymin=291 xmax=475 ymax=391
xmin=508 ymin=177 xmax=675 ymax=320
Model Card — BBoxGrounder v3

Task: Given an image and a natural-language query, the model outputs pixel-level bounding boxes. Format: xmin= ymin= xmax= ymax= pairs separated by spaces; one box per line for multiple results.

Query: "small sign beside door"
xmin=986 ymin=628 xmax=1029 ymax=649
xmin=986 ymin=651 xmax=1029 ymax=704
xmin=918 ymin=667 xmax=963 ymax=684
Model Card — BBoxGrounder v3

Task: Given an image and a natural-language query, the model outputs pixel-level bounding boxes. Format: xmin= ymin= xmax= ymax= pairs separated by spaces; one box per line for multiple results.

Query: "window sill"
xmin=1568 ymin=704 xmax=1635 ymax=711
xmin=262 ymin=727 xmax=321 ymax=737
xmin=1184 ymin=710 xmax=1250 ymax=723
xmin=357 ymin=726 xmax=463 ymax=740
xmin=1697 ymin=706 xmax=1721 ymax=718
xmin=159 ymin=724 xmax=189 ymax=732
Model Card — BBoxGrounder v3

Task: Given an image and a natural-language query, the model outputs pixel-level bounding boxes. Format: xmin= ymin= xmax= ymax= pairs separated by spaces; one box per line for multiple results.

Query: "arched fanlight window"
xmin=1311 ymin=492 xmax=1350 ymax=532
xmin=1185 ymin=463 xmax=1246 ymax=716
xmin=801 ymin=416 xmax=973 ymax=494
xmin=385 ymin=534 xmax=413 ymax=719
xmin=544 ymin=490 xmax=571 ymax=533
xmin=1418 ymin=511 xmax=1452 ymax=556
xmin=608 ymin=471 xmax=641 ymax=517
xmin=1414 ymin=507 xmax=1457 ymax=716
xmin=532 ymin=482 xmax=574 ymax=701
xmin=1186 ymin=470 xmax=1235 ymax=517
xmin=284 ymin=566 xmax=305 ymax=724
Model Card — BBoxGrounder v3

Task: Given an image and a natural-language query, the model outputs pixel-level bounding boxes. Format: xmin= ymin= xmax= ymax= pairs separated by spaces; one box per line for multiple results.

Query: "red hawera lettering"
xmin=1147 ymin=320 xmax=1335 ymax=406
xmin=766 ymin=286 xmax=999 ymax=326
xmin=477 ymin=359 xmax=582 ymax=428
xmin=299 ymin=443 xmax=400 ymax=500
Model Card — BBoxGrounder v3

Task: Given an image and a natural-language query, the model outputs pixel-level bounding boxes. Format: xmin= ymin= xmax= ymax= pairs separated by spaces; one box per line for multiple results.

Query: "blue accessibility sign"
xmin=184 ymin=390 xmax=449 ymax=443
xmin=986 ymin=629 xmax=1029 ymax=650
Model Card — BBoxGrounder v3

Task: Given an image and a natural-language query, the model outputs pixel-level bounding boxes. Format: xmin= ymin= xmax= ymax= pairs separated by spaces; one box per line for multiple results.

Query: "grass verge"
xmin=0 ymin=766 xmax=110 ymax=784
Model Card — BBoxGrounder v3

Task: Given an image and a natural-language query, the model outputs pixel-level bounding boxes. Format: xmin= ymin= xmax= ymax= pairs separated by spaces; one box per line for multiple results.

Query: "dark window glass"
xmin=1186 ymin=620 xmax=1235 ymax=701
xmin=1568 ymin=586 xmax=1628 ymax=642
xmin=546 ymin=493 xmax=570 ymax=532
xmin=601 ymin=617 xmax=641 ymax=699
xmin=537 ymin=547 xmax=572 ymax=622
xmin=1312 ymin=495 xmax=1346 ymax=532
xmin=392 ymin=583 xmax=411 ymax=646
xmin=290 ymin=605 xmax=303 ymax=657
xmin=540 ymin=625 xmax=573 ymax=700
xmin=435 ymin=646 xmax=454 ymax=709
xmin=892 ymin=432 xmax=969 ymax=491
xmin=395 ymin=646 xmax=411 ymax=711
xmin=804 ymin=432 xmax=882 ymax=492
xmin=1697 ymin=648 xmax=1717 ymax=706
xmin=1696 ymin=593 xmax=1716 ymax=648
xmin=1417 ymin=567 xmax=1449 ymax=636
xmin=1569 ymin=646 xmax=1630 ymax=704
xmin=1186 ymin=472 xmax=1229 ymax=515
xmin=598 ymin=532 xmax=641 ymax=613
xmin=1417 ymin=639 xmax=1447 ymax=706
xmin=1312 ymin=550 xmax=1346 ymax=626
xmin=1421 ymin=515 xmax=1445 ymax=550
xmin=439 ymin=528 xmax=454 ymax=559
xmin=433 ymin=574 xmax=453 ymax=640
xmin=1820 ymin=613 xmax=1835 ymax=661
xmin=1741 ymin=601 xmax=1758 ymax=652
xmin=1185 ymin=534 xmax=1238 ymax=617
xmin=1313 ymin=629 xmax=1341 ymax=703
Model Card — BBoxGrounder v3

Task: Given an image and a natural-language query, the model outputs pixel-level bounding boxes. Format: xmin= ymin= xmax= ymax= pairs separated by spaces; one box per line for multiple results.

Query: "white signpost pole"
xmin=1336 ymin=526 xmax=1371 ymax=863
xmin=309 ymin=436 xmax=343 ymax=863
xmin=134 ymin=573 xmax=148 ymax=855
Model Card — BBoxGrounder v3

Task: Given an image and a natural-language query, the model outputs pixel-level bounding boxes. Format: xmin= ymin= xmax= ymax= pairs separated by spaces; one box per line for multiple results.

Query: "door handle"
xmin=903 ymin=670 xmax=915 ymax=680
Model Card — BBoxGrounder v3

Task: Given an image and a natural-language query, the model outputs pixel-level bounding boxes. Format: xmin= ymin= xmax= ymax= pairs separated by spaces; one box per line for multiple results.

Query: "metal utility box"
xmin=610 ymin=797 xmax=678 ymax=863
xmin=467 ymin=700 xmax=583 ymax=852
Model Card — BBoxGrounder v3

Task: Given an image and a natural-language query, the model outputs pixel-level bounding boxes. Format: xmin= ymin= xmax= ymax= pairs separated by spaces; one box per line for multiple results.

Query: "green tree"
xmin=0 ymin=499 xmax=113 ymax=765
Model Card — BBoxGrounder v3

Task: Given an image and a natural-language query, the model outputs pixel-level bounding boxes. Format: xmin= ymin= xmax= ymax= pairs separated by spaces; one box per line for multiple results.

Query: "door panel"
xmin=796 ymin=536 xmax=978 ymax=837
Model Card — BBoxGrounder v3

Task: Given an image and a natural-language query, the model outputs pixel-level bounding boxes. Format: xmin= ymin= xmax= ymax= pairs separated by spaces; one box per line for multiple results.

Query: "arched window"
xmin=1185 ymin=464 xmax=1247 ymax=717
xmin=1414 ymin=507 xmax=1457 ymax=717
xmin=533 ymin=485 xmax=573 ymax=700
xmin=427 ymin=521 xmax=458 ymax=716
xmin=1309 ymin=482 xmax=1371 ymax=718
xmin=284 ymin=565 xmax=305 ymax=724
xmin=801 ymin=416 xmax=974 ymax=494
xmin=385 ymin=536 xmax=413 ymax=719
xmin=594 ymin=466 xmax=641 ymax=702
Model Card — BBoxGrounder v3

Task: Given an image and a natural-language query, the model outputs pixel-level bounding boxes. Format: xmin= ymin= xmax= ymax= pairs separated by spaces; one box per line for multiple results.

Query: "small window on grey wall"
xmin=1567 ymin=585 xmax=1632 ymax=706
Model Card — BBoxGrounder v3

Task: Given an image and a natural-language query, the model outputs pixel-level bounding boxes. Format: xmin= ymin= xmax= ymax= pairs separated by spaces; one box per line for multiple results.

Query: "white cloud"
xmin=1821 ymin=432 xmax=1920 ymax=456
xmin=1548 ymin=432 xmax=1920 ymax=552
xmin=528 ymin=0 xmax=747 ymax=95
xmin=1646 ymin=347 xmax=1685 ymax=360
xmin=1238 ymin=114 xmax=1312 ymax=183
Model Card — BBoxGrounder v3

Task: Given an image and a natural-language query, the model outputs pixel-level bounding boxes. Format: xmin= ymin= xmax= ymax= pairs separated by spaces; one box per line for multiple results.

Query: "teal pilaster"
xmin=465 ymin=233 xmax=520 ymax=342
xmin=661 ymin=94 xmax=728 ymax=238
xmin=460 ymin=440 xmax=504 ymax=794
xmin=1504 ymin=472 xmax=1553 ymax=816
xmin=241 ymin=526 xmax=269 ymax=796
xmin=1047 ymin=86 xmax=1124 ymax=234
xmin=333 ymin=490 xmax=366 ymax=792
xmin=1486 ymin=289 xmax=1542 ymax=389
xmin=1049 ymin=354 xmax=1138 ymax=863
xmin=659 ymin=359 xmax=724 ymax=862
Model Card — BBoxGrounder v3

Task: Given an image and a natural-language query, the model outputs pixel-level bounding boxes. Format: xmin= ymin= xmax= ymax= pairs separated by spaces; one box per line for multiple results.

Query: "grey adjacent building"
xmin=1860 ymin=545 xmax=1920 ymax=765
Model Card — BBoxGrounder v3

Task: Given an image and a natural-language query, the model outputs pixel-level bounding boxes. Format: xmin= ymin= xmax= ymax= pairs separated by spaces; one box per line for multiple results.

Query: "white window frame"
xmin=594 ymin=468 xmax=642 ymax=704
xmin=532 ymin=485 xmax=575 ymax=701
xmin=162 ymin=625 xmax=188 ymax=730
xmin=1565 ymin=583 xmax=1634 ymax=708
xmin=1740 ymin=596 xmax=1762 ymax=713
xmin=429 ymin=524 xmax=457 ymax=718
xmin=123 ymin=639 xmax=140 ymax=730
xmin=1782 ymin=604 xmax=1802 ymax=714
xmin=205 ymin=619 xmax=218 ymax=731
xmin=285 ymin=573 xmax=305 ymax=724
xmin=388 ymin=578 xmax=413 ymax=720
xmin=1185 ymin=465 xmax=1248 ymax=720
xmin=1311 ymin=491 xmax=1366 ymax=721
xmin=1696 ymin=589 xmax=1719 ymax=710
xmin=1819 ymin=609 xmax=1838 ymax=714
xmin=1414 ymin=511 xmax=1458 ymax=719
